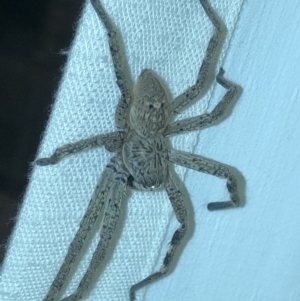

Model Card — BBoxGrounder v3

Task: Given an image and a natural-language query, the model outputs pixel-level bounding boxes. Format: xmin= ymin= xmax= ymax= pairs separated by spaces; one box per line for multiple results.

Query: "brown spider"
xmin=36 ymin=0 xmax=241 ymax=300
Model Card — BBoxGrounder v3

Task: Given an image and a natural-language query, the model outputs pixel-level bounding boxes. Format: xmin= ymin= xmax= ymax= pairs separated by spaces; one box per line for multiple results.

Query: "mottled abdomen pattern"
xmin=123 ymin=131 xmax=168 ymax=190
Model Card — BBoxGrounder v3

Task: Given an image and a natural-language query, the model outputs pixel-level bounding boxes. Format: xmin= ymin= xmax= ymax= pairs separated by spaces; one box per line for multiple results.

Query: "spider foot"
xmin=207 ymin=200 xmax=237 ymax=211
xmin=216 ymin=67 xmax=225 ymax=81
xmin=216 ymin=67 xmax=235 ymax=91
xmin=129 ymin=287 xmax=136 ymax=301
xmin=36 ymin=157 xmax=56 ymax=166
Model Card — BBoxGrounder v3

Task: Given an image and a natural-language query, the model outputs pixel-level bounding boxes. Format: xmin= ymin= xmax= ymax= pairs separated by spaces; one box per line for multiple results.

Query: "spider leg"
xmin=91 ymin=0 xmax=132 ymax=129
xmin=165 ymin=68 xmax=238 ymax=136
xmin=58 ymin=163 xmax=129 ymax=301
xmin=42 ymin=158 xmax=119 ymax=301
xmin=130 ymin=175 xmax=187 ymax=301
xmin=171 ymin=0 xmax=223 ymax=115
xmin=168 ymin=149 xmax=240 ymax=210
xmin=36 ymin=131 xmax=123 ymax=165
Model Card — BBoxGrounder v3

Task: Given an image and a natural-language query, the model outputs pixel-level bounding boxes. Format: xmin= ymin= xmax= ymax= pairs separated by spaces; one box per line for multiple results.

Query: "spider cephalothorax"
xmin=130 ymin=69 xmax=170 ymax=137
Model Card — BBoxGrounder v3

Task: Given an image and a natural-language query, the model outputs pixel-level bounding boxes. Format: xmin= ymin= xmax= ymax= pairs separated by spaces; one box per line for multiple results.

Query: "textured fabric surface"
xmin=0 ymin=0 xmax=244 ymax=300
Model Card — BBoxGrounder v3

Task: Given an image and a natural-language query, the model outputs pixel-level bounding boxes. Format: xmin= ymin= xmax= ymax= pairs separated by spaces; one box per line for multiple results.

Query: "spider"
xmin=36 ymin=0 xmax=241 ymax=300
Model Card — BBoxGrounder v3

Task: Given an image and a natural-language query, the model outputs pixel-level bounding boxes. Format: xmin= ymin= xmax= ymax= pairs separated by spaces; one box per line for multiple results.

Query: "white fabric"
xmin=0 ymin=0 xmax=244 ymax=300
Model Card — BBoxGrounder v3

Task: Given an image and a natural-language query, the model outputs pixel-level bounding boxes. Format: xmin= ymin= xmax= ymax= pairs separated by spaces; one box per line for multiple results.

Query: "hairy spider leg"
xmin=59 ymin=160 xmax=129 ymax=301
xmin=130 ymin=175 xmax=188 ymax=301
xmin=165 ymin=68 xmax=238 ymax=136
xmin=171 ymin=0 xmax=224 ymax=115
xmin=91 ymin=0 xmax=132 ymax=129
xmin=169 ymin=150 xmax=239 ymax=210
xmin=36 ymin=132 xmax=123 ymax=166
xmin=41 ymin=157 xmax=126 ymax=301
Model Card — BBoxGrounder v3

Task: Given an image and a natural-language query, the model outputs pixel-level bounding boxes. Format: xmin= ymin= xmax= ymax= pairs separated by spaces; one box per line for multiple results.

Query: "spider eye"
xmin=148 ymin=104 xmax=153 ymax=109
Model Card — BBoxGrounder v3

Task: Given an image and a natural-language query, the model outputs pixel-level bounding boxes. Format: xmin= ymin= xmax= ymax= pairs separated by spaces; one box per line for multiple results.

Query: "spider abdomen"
xmin=123 ymin=131 xmax=168 ymax=190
